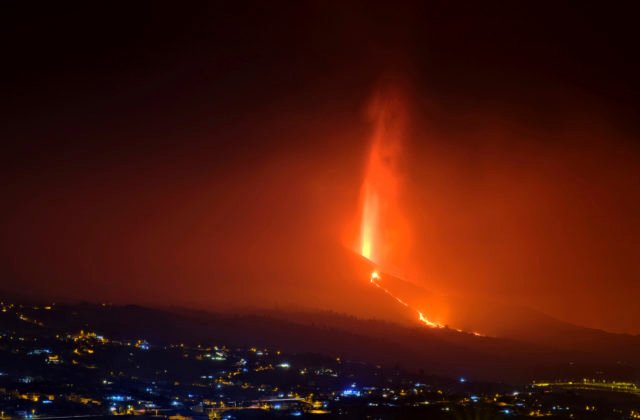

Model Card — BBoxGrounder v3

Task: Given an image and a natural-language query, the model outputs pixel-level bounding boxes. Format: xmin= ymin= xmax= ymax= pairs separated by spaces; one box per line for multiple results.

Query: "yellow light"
xmin=418 ymin=311 xmax=444 ymax=328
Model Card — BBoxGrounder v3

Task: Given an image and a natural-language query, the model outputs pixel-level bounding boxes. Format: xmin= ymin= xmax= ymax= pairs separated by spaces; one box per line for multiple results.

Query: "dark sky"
xmin=1 ymin=2 xmax=639 ymax=333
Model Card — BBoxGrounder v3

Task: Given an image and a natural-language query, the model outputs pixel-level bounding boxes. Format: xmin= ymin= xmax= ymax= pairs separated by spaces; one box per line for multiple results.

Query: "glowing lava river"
xmin=369 ymin=270 xmax=444 ymax=328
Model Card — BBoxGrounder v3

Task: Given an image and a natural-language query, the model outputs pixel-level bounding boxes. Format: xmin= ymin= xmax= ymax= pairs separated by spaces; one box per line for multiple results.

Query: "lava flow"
xmin=369 ymin=270 xmax=444 ymax=328
xmin=358 ymin=86 xmax=443 ymax=329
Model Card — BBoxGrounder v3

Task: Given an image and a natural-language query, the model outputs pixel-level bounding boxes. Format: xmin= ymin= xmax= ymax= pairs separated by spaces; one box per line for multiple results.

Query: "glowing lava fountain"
xmin=358 ymin=87 xmax=443 ymax=329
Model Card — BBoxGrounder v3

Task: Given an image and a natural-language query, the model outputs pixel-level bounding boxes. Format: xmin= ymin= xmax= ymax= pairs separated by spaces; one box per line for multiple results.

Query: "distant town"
xmin=1 ymin=300 xmax=639 ymax=419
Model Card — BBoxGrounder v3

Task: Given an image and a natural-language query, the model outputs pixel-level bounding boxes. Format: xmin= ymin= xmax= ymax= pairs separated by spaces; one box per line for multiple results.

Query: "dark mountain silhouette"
xmin=5 ymin=301 xmax=637 ymax=385
xmin=2 ymin=250 xmax=638 ymax=384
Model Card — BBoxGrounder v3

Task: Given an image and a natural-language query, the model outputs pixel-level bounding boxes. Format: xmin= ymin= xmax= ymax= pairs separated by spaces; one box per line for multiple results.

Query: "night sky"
xmin=1 ymin=2 xmax=639 ymax=333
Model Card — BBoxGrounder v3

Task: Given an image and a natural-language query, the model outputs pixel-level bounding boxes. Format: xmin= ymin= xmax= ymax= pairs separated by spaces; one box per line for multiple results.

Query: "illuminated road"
xmin=533 ymin=379 xmax=640 ymax=395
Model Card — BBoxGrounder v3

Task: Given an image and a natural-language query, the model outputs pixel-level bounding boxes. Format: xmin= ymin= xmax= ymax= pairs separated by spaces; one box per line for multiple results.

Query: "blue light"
xmin=341 ymin=388 xmax=362 ymax=397
xmin=459 ymin=377 xmax=466 ymax=383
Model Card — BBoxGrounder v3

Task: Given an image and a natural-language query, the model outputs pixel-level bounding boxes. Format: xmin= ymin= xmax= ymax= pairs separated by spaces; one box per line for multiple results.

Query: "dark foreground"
xmin=1 ymin=300 xmax=639 ymax=419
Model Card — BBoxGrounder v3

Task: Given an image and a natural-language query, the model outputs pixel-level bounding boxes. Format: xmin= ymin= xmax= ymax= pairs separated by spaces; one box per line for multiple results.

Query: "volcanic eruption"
xmin=358 ymin=86 xmax=443 ymax=329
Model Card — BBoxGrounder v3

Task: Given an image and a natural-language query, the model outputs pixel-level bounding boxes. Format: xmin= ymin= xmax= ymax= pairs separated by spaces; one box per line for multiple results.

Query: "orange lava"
xmin=370 ymin=270 xmax=444 ymax=328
